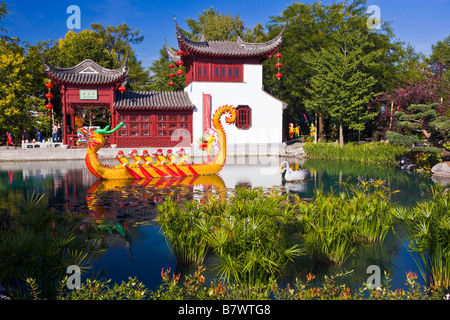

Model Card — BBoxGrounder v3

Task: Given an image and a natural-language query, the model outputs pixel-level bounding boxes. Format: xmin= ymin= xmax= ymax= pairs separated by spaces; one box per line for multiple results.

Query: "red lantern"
xmin=275 ymin=62 xmax=282 ymax=69
xmin=176 ymin=70 xmax=184 ymax=76
xmin=45 ymin=93 xmax=54 ymax=99
xmin=118 ymin=86 xmax=126 ymax=93
xmin=45 ymin=103 xmax=53 ymax=110
xmin=169 ymin=73 xmax=175 ymax=78
xmin=168 ymin=81 xmax=175 ymax=86
xmin=176 ymin=60 xmax=184 ymax=66
xmin=275 ymin=53 xmax=282 ymax=59
xmin=45 ymin=82 xmax=54 ymax=89
xmin=177 ymin=50 xmax=184 ymax=56
xmin=168 ymin=63 xmax=175 ymax=69
xmin=275 ymin=72 xmax=282 ymax=79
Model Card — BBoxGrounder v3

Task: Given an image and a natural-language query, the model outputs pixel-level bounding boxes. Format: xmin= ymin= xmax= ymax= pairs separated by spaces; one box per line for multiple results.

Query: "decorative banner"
xmin=80 ymin=89 xmax=98 ymax=100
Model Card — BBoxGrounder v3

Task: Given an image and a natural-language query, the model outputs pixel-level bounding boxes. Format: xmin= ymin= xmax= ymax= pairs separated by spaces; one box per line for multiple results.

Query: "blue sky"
xmin=2 ymin=0 xmax=449 ymax=68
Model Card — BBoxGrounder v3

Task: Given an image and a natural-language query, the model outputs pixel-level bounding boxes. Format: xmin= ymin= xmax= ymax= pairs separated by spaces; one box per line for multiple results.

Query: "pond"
xmin=0 ymin=156 xmax=438 ymax=293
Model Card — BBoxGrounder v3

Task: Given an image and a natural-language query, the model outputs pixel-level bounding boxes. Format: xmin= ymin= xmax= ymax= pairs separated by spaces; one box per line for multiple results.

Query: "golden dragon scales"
xmin=77 ymin=105 xmax=236 ymax=180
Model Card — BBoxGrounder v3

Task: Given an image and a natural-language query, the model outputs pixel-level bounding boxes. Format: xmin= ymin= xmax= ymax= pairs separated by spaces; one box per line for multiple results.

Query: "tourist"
xmin=6 ymin=131 xmax=16 ymax=149
xmin=22 ymin=129 xmax=31 ymax=142
xmin=37 ymin=130 xmax=44 ymax=143
xmin=57 ymin=123 xmax=62 ymax=142
xmin=52 ymin=123 xmax=58 ymax=142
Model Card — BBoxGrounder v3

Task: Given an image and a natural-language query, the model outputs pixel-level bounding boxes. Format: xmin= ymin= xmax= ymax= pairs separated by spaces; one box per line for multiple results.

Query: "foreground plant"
xmin=157 ymin=188 xmax=303 ymax=287
xmin=296 ymin=179 xmax=396 ymax=265
xmin=393 ymin=185 xmax=450 ymax=290
xmin=0 ymin=192 xmax=106 ymax=299
xmin=25 ymin=266 xmax=446 ymax=300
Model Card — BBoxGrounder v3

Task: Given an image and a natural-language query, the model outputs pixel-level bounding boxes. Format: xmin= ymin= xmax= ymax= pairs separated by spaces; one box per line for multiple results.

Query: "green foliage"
xmin=263 ymin=0 xmax=404 ymax=131
xmin=386 ymin=130 xmax=421 ymax=147
xmin=0 ymin=38 xmax=45 ymax=140
xmin=303 ymin=142 xmax=408 ymax=165
xmin=395 ymin=103 xmax=450 ymax=147
xmin=25 ymin=266 xmax=445 ymax=300
xmin=295 ymin=179 xmax=396 ymax=265
xmin=157 ymin=188 xmax=303 ymax=286
xmin=303 ymin=22 xmax=380 ymax=144
xmin=393 ymin=185 xmax=450 ymax=290
xmin=0 ymin=192 xmax=106 ymax=299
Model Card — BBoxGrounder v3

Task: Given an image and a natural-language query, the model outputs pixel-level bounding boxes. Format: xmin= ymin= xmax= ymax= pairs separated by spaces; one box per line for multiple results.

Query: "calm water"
xmin=0 ymin=156 xmax=440 ymax=292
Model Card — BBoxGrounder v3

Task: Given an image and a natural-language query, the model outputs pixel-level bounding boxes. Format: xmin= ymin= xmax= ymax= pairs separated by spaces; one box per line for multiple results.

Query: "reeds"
xmin=303 ymin=142 xmax=408 ymax=165
xmin=393 ymin=185 xmax=450 ymax=289
xmin=296 ymin=179 xmax=396 ymax=265
xmin=157 ymin=188 xmax=303 ymax=286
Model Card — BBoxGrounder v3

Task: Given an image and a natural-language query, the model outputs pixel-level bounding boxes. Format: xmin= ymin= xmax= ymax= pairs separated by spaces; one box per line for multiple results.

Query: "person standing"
xmin=22 ymin=129 xmax=31 ymax=142
xmin=37 ymin=130 xmax=44 ymax=143
xmin=57 ymin=123 xmax=62 ymax=142
xmin=6 ymin=131 xmax=16 ymax=149
xmin=52 ymin=123 xmax=58 ymax=142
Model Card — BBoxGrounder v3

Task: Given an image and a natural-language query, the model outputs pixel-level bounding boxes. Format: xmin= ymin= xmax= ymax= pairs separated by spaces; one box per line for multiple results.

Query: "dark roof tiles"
xmin=171 ymin=16 xmax=285 ymax=59
xmin=113 ymin=91 xmax=194 ymax=110
xmin=41 ymin=54 xmax=129 ymax=86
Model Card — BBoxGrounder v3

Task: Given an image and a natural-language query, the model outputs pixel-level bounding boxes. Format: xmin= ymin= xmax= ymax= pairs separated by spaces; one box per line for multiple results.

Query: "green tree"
xmin=146 ymin=46 xmax=185 ymax=92
xmin=303 ymin=23 xmax=380 ymax=146
xmin=0 ymin=0 xmax=9 ymax=40
xmin=0 ymin=39 xmax=45 ymax=142
xmin=57 ymin=30 xmax=112 ymax=68
xmin=90 ymin=23 xmax=150 ymax=90
xmin=429 ymin=34 xmax=450 ymax=66
xmin=393 ymin=103 xmax=450 ymax=156
xmin=263 ymin=0 xmax=406 ymax=138
xmin=185 ymin=7 xmax=249 ymax=41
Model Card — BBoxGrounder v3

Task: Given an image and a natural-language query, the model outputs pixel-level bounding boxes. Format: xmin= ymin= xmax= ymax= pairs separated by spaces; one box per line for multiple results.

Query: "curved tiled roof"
xmin=41 ymin=53 xmax=129 ymax=86
xmin=113 ymin=91 xmax=195 ymax=110
xmin=171 ymin=16 xmax=285 ymax=59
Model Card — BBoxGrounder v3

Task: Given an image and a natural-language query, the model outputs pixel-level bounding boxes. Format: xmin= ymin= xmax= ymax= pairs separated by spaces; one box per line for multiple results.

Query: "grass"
xmin=303 ymin=141 xmax=408 ymax=165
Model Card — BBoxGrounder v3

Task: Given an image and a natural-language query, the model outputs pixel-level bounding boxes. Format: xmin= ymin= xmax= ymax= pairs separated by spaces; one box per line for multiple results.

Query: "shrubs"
xmin=303 ymin=142 xmax=408 ymax=165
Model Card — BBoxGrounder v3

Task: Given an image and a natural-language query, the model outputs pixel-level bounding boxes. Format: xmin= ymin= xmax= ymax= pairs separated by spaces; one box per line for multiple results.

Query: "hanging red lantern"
xmin=275 ymin=62 xmax=282 ymax=69
xmin=118 ymin=86 xmax=126 ymax=93
xmin=45 ymin=82 xmax=54 ymax=89
xmin=275 ymin=72 xmax=282 ymax=79
xmin=45 ymin=93 xmax=54 ymax=99
xmin=168 ymin=63 xmax=175 ymax=69
xmin=45 ymin=103 xmax=53 ymax=110
xmin=275 ymin=53 xmax=282 ymax=59
xmin=176 ymin=60 xmax=184 ymax=66
xmin=168 ymin=81 xmax=175 ymax=86
xmin=168 ymin=73 xmax=175 ymax=78
xmin=177 ymin=50 xmax=184 ymax=56
xmin=176 ymin=70 xmax=184 ymax=76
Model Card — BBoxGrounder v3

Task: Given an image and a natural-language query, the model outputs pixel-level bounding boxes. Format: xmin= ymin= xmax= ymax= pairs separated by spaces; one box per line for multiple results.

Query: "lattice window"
xmin=235 ymin=105 xmax=252 ymax=130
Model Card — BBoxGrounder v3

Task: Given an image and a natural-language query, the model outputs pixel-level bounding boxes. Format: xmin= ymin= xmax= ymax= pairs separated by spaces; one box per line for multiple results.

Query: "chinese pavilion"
xmin=41 ymin=17 xmax=286 ymax=150
xmin=167 ymin=17 xmax=286 ymax=148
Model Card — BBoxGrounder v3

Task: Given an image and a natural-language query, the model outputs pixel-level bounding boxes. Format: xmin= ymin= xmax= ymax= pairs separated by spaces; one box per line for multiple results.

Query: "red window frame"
xmin=235 ymin=105 xmax=251 ymax=130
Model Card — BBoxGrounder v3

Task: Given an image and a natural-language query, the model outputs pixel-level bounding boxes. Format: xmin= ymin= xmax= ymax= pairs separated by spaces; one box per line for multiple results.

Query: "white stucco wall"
xmin=185 ymin=64 xmax=285 ymax=152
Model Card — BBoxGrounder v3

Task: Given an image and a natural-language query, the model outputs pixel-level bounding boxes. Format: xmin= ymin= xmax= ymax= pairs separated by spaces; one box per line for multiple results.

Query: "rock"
xmin=431 ymin=162 xmax=450 ymax=177
xmin=431 ymin=175 xmax=450 ymax=187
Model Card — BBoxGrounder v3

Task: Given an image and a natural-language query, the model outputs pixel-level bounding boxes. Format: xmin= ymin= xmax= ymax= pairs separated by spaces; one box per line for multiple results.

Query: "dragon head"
xmin=77 ymin=122 xmax=124 ymax=152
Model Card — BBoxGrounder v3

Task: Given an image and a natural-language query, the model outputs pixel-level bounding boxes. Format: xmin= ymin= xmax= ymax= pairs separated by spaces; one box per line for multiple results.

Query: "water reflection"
xmin=0 ymin=156 xmax=437 ymax=291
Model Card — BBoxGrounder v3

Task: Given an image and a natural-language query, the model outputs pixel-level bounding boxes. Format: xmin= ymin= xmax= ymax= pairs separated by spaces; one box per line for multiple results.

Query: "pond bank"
xmin=0 ymin=143 xmax=289 ymax=161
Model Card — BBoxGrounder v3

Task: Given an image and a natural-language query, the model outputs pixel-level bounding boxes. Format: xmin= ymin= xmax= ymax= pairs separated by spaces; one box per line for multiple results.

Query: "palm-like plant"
xmin=0 ymin=192 xmax=106 ymax=299
xmin=394 ymin=185 xmax=450 ymax=289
